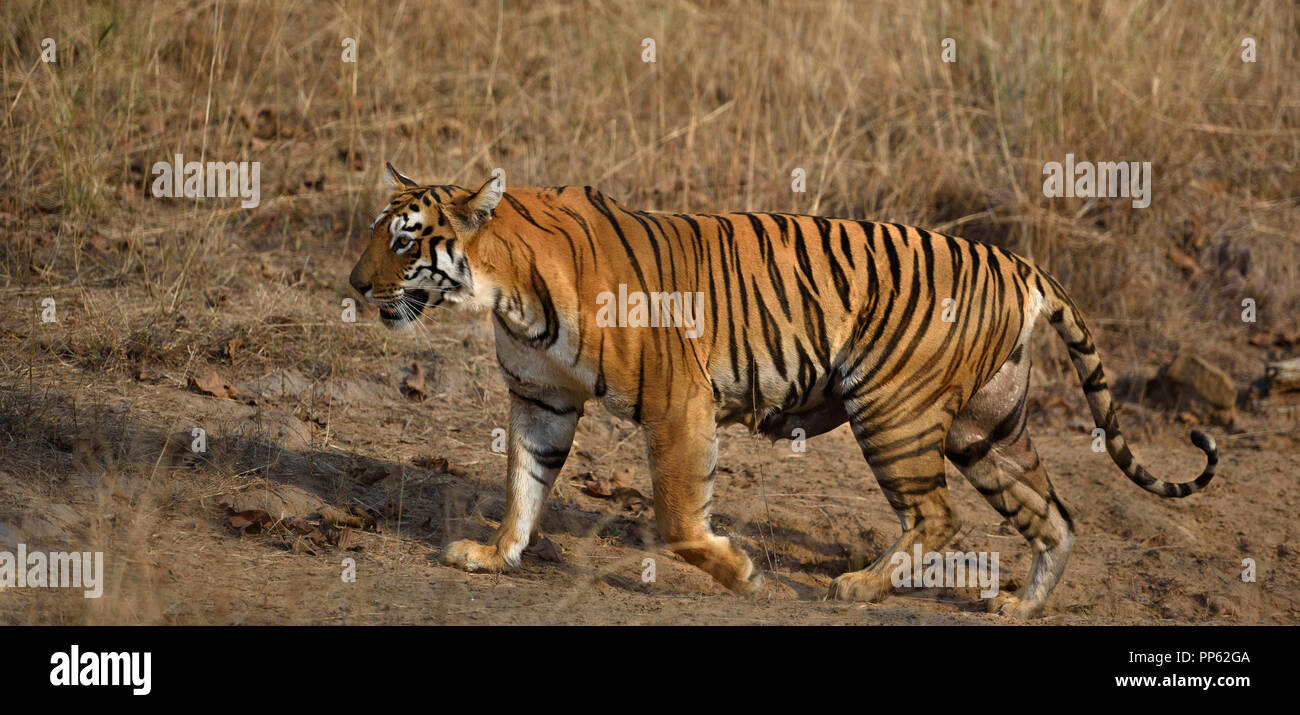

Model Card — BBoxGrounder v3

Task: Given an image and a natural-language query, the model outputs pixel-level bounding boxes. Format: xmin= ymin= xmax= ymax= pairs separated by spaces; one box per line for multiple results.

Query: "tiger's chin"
xmin=377 ymin=289 xmax=431 ymax=330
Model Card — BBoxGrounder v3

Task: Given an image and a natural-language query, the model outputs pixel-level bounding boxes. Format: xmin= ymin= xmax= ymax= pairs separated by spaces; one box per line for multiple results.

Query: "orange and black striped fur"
xmin=349 ymin=164 xmax=1217 ymax=617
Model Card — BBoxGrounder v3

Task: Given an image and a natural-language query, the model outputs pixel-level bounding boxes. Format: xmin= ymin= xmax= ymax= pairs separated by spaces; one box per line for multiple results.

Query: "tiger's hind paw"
xmin=827 ymin=570 xmax=892 ymax=603
xmin=736 ymin=570 xmax=765 ymax=598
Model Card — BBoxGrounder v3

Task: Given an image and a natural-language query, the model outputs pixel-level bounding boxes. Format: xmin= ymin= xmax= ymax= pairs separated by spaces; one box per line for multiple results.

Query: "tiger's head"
xmin=348 ymin=163 xmax=502 ymax=330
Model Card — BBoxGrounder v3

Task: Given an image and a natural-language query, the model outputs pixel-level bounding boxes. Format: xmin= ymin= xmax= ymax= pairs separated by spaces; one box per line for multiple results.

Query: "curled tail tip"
xmin=1190 ymin=429 xmax=1217 ymax=457
xmin=1172 ymin=429 xmax=1218 ymax=497
xmin=1190 ymin=429 xmax=1219 ymax=480
xmin=1129 ymin=430 xmax=1219 ymax=498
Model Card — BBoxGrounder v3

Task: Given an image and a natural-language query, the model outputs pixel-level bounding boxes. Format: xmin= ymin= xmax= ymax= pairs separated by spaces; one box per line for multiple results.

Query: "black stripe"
xmin=503 ymin=193 xmax=556 ymax=234
xmin=508 ymin=389 xmax=576 ymax=415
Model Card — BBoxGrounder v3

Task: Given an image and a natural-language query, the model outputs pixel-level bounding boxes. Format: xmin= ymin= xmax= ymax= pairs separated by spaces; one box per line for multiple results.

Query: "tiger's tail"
xmin=1034 ymin=266 xmax=1217 ymax=497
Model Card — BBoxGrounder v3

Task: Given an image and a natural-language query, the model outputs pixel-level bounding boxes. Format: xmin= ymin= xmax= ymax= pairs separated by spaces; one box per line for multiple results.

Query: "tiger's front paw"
xmin=987 ymin=593 xmax=1044 ymax=619
xmin=443 ymin=539 xmax=509 ymax=573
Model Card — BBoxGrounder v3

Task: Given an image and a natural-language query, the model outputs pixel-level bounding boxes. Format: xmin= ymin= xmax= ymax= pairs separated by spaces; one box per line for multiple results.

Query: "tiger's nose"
xmin=349 ymin=275 xmax=370 ymax=297
xmin=348 ymin=267 xmax=370 ymax=296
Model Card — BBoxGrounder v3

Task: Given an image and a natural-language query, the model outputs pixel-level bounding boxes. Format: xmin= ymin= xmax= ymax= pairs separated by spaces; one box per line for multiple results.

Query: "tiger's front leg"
xmin=647 ymin=395 xmax=763 ymax=596
xmin=443 ymin=389 xmax=579 ymax=572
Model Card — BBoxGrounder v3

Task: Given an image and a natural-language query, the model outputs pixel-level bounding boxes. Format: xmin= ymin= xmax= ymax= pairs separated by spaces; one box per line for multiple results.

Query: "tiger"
xmin=347 ymin=163 xmax=1217 ymax=618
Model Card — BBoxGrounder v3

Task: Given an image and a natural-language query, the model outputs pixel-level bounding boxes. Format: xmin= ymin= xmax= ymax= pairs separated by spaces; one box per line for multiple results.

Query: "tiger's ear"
xmin=385 ymin=162 xmax=419 ymax=188
xmin=449 ymin=176 xmax=503 ymax=234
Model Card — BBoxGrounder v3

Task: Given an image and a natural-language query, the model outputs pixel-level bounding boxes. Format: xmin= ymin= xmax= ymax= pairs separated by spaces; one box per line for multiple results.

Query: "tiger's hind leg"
xmin=945 ymin=351 xmax=1074 ymax=619
xmin=829 ymin=402 xmax=960 ymax=603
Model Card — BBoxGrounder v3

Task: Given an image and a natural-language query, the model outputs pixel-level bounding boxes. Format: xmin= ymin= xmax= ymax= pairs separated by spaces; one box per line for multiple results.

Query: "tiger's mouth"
xmin=377 ymin=289 xmax=430 ymax=328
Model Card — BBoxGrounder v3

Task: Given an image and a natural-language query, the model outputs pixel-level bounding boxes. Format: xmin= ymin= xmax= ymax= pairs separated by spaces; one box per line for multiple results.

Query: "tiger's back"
xmin=482 ymin=189 xmax=1031 ymax=434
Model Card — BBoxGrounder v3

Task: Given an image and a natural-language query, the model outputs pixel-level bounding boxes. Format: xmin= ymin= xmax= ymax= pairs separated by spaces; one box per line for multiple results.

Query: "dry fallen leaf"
xmin=228 ymin=508 xmax=273 ymax=534
xmin=581 ymin=473 xmax=616 ymax=497
xmin=1168 ymin=247 xmax=1199 ymax=275
xmin=190 ymin=370 xmax=238 ymax=399
xmin=229 ymin=500 xmax=376 ymax=554
xmin=578 ymin=472 xmax=650 ymax=514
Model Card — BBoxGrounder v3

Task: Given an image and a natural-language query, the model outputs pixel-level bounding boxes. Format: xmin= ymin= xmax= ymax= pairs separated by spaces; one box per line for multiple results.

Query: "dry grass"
xmin=3 ymin=2 xmax=1297 ymax=371
xmin=0 ymin=0 xmax=1297 ymax=624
